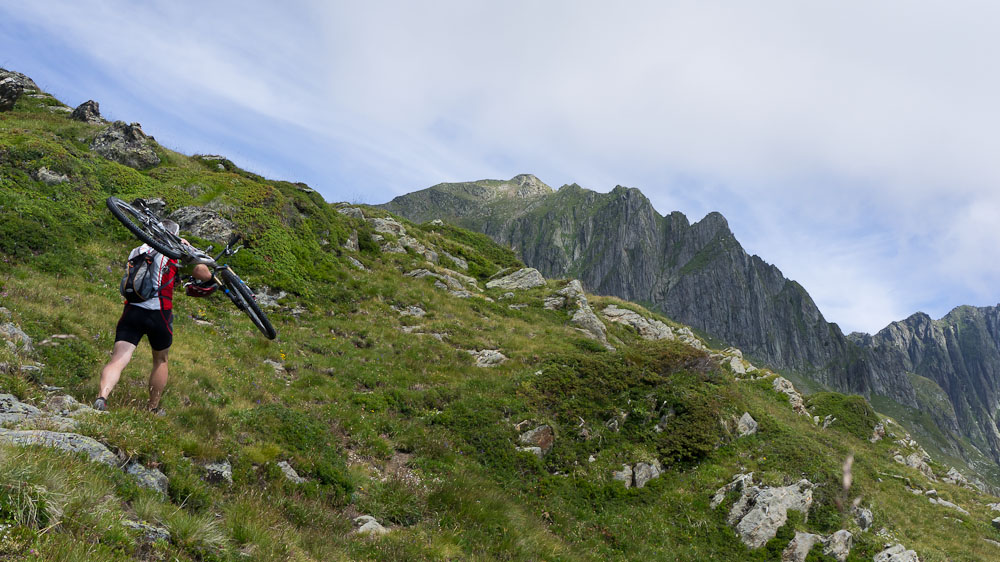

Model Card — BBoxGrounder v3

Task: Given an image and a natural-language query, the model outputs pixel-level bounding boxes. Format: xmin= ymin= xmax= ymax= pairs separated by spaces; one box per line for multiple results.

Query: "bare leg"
xmin=148 ymin=348 xmax=169 ymax=410
xmin=98 ymin=341 xmax=137 ymax=400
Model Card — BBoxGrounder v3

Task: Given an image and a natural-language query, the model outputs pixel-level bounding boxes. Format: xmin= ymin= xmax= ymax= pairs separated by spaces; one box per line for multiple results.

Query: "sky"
xmin=3 ymin=0 xmax=999 ymax=335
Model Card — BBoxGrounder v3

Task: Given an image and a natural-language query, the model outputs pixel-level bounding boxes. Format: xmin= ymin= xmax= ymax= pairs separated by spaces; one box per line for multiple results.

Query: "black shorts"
xmin=115 ymin=305 xmax=173 ymax=351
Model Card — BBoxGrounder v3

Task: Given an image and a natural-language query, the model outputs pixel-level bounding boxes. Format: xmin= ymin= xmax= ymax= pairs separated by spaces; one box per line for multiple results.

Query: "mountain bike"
xmin=106 ymin=196 xmax=277 ymax=340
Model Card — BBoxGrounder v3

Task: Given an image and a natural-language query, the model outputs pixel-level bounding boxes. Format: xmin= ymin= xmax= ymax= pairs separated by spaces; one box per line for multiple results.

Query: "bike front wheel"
xmin=106 ymin=197 xmax=185 ymax=259
xmin=220 ymin=268 xmax=277 ymax=340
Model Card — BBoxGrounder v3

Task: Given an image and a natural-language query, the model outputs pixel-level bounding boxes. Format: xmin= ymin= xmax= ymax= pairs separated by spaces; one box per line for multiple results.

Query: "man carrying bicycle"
xmin=93 ymin=219 xmax=215 ymax=413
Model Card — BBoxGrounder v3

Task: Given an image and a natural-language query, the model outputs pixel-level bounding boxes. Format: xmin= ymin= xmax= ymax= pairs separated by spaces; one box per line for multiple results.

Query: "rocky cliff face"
xmin=382 ymin=175 xmax=1000 ymax=465
xmin=854 ymin=306 xmax=1000 ymax=463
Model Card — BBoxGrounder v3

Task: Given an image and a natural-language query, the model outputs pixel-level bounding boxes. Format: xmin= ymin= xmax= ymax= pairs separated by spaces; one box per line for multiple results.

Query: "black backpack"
xmin=120 ymin=251 xmax=158 ymax=303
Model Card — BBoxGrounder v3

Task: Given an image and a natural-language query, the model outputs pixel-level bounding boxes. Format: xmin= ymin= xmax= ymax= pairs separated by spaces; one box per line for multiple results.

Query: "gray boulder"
xmin=518 ymin=425 xmax=554 ymax=457
xmin=571 ymin=304 xmax=612 ymax=349
xmin=633 ymin=460 xmax=663 ymax=489
xmin=486 ymin=268 xmax=546 ymax=291
xmin=0 ymin=428 xmax=118 ymax=465
xmin=895 ymin=452 xmax=935 ymax=481
xmin=942 ymin=467 xmax=970 ymax=488
xmin=337 ymin=207 xmax=365 ymax=220
xmin=354 ymin=515 xmax=389 ymax=535
xmin=874 ymin=544 xmax=919 ymax=562
xmin=393 ymin=305 xmax=426 ymax=318
xmin=32 ymin=167 xmax=69 ymax=185
xmin=823 ymin=530 xmax=853 ymax=562
xmin=278 ymin=460 xmax=307 ymax=484
xmin=126 ymin=462 xmax=169 ymax=497
xmin=992 ymin=516 xmax=1000 ymax=531
xmin=612 ymin=464 xmax=633 ymax=488
xmin=369 ymin=217 xmax=406 ymax=236
xmin=781 ymin=531 xmax=824 ymax=562
xmin=168 ymin=204 xmax=236 ymax=245
xmin=70 ymin=100 xmax=103 ymax=124
xmin=91 ymin=121 xmax=160 ymax=170
xmin=601 ymin=305 xmax=674 ymax=340
xmin=852 ymin=506 xmax=873 ymax=531
xmin=203 ymin=459 xmax=233 ymax=485
xmin=736 ymin=412 xmax=758 ymax=437
xmin=0 ymin=322 xmax=33 ymax=355
xmin=467 ymin=349 xmax=507 ymax=367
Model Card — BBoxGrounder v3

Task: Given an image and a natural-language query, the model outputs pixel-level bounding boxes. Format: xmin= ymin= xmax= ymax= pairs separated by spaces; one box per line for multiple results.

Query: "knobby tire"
xmin=220 ymin=269 xmax=277 ymax=340
xmin=106 ymin=197 xmax=184 ymax=259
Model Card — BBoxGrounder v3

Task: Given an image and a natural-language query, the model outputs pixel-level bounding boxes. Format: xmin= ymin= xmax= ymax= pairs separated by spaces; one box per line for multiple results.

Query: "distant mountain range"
xmin=382 ymin=175 xmax=1000 ymax=473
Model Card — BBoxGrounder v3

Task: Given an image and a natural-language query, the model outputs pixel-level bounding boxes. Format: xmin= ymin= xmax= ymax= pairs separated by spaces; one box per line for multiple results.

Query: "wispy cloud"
xmin=3 ymin=0 xmax=999 ymax=334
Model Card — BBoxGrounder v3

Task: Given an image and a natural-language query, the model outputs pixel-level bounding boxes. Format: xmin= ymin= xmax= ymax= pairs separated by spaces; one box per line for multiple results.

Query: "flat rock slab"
xmin=0 ymin=428 xmax=118 ymax=465
xmin=485 ymin=268 xmax=546 ymax=290
xmin=601 ymin=305 xmax=674 ymax=341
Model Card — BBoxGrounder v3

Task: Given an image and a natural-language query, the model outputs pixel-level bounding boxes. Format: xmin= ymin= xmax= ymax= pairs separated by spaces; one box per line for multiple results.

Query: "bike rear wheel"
xmin=220 ymin=268 xmax=277 ymax=340
xmin=106 ymin=197 xmax=185 ymax=259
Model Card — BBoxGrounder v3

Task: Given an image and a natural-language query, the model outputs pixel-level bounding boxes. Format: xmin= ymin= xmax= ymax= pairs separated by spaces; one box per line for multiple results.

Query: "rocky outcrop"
xmin=0 ymin=69 xmax=38 ymax=111
xmin=772 ymin=377 xmax=809 ymax=416
xmin=278 ymin=460 xmax=307 ymax=484
xmin=203 ymin=459 xmax=233 ymax=485
xmin=486 ymin=268 xmax=546 ymax=291
xmin=711 ymin=473 xmax=814 ymax=549
xmin=70 ymin=100 xmax=103 ymax=124
xmin=467 ymin=349 xmax=507 ymax=367
xmin=612 ymin=460 xmax=663 ymax=489
xmin=1 ymin=322 xmax=33 ymax=355
xmin=874 ymin=544 xmax=919 ymax=562
xmin=601 ymin=305 xmax=674 ymax=340
xmin=91 ymin=121 xmax=160 ymax=170
xmin=168 ymin=203 xmax=237 ymax=244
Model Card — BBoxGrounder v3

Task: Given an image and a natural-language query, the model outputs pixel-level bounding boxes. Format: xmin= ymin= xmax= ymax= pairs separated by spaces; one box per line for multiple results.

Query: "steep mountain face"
xmin=852 ymin=306 xmax=1000 ymax=463
xmin=382 ymin=176 xmax=1000 ymax=466
xmin=382 ymin=176 xmax=905 ymax=399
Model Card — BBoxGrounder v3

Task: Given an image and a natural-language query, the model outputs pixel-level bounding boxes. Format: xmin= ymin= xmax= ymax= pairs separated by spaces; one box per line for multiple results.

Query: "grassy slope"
xmin=1 ymin=89 xmax=1000 ymax=561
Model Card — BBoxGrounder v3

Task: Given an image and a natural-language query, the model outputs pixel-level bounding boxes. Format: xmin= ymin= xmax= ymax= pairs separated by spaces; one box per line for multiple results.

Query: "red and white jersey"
xmin=127 ymin=244 xmax=178 ymax=311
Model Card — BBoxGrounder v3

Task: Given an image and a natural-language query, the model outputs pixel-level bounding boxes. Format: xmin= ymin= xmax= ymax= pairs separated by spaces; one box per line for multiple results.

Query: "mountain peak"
xmin=508 ymin=174 xmax=552 ymax=198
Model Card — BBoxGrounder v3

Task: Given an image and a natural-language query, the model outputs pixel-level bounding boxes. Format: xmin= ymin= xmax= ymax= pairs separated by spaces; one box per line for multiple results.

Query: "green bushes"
xmin=805 ymin=392 xmax=878 ymax=441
